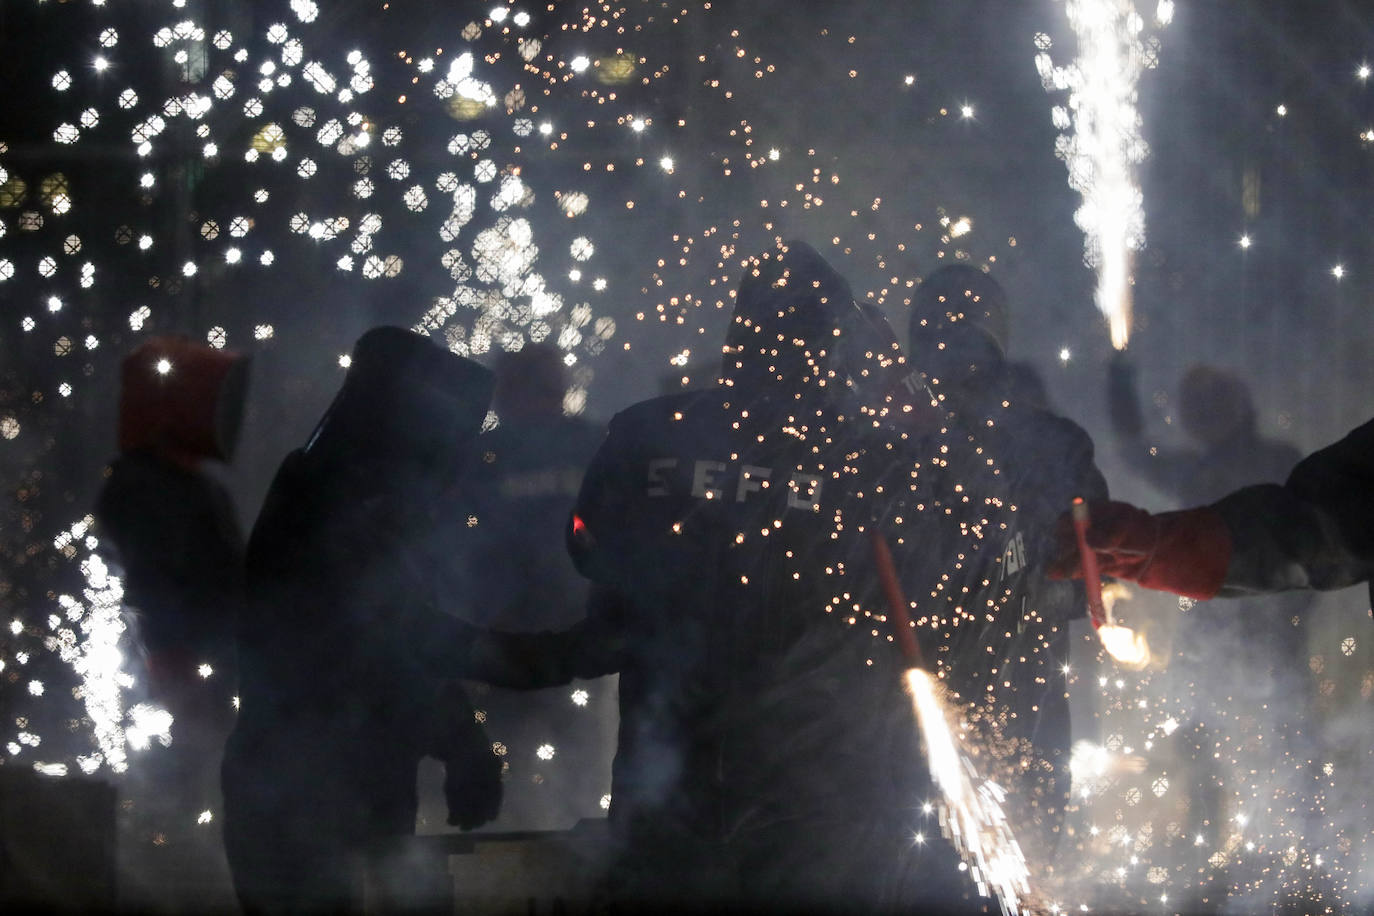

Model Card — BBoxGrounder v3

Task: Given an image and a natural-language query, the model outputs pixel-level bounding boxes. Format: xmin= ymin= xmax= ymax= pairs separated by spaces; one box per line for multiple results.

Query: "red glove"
xmin=1049 ymin=500 xmax=1232 ymax=600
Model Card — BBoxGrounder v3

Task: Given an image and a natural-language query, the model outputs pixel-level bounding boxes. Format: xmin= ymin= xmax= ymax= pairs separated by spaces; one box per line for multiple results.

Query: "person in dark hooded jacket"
xmin=565 ymin=241 xmax=995 ymax=913
xmin=1107 ymin=357 xmax=1302 ymax=508
xmin=904 ymin=264 xmax=1109 ymax=858
xmin=221 ymin=327 xmax=593 ymax=915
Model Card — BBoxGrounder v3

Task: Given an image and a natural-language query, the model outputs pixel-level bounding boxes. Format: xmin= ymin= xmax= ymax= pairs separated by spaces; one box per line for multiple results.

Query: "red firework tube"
xmin=1071 ymin=497 xmax=1107 ymax=629
xmin=868 ymin=530 xmax=925 ymax=668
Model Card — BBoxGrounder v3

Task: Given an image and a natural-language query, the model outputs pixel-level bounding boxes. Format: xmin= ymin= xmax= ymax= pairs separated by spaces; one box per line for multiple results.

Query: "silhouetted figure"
xmin=221 ymin=328 xmax=582 ymax=914
xmin=96 ymin=336 xmax=248 ymax=702
xmin=1109 ymin=357 xmax=1303 ymax=507
xmin=437 ymin=342 xmax=613 ymax=830
xmin=565 ymin=241 xmax=984 ymax=913
xmin=93 ymin=335 xmax=248 ymax=907
xmin=905 ymin=264 xmax=1109 ymax=859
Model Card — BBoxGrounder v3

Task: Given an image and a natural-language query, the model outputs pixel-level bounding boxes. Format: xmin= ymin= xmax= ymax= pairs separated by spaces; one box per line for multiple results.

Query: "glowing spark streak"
xmin=871 ymin=533 xmax=1028 ymax=913
xmin=906 ymin=669 xmax=1031 ymax=914
xmin=1043 ymin=1 xmax=1166 ymax=349
xmin=66 ymin=552 xmax=135 ymax=772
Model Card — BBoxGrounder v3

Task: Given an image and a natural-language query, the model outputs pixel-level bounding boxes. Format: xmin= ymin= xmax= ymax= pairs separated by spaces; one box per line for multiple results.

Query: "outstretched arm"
xmin=1048 ymin=417 xmax=1374 ymax=601
xmin=417 ymin=600 xmax=626 ymax=690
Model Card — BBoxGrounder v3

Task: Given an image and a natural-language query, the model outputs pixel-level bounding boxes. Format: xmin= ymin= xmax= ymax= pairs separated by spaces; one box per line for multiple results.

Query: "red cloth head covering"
xmin=117 ymin=336 xmax=250 ymax=469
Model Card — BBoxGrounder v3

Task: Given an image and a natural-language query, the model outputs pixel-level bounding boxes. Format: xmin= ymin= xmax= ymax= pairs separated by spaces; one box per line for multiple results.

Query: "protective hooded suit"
xmin=93 ymin=336 xmax=249 ymax=908
xmin=904 ymin=265 xmax=1108 ymax=856
xmin=567 ymin=241 xmax=984 ymax=912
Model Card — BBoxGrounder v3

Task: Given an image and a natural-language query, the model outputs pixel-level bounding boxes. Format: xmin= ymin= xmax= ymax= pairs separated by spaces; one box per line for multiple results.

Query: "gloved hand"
xmin=429 ymin=681 xmax=504 ymax=830
xmin=1048 ymin=500 xmax=1232 ymax=600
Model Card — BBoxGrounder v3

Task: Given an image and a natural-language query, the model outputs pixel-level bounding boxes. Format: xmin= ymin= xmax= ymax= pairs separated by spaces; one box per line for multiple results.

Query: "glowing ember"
xmin=1097 ymin=624 xmax=1150 ymax=669
xmin=905 ymin=668 xmax=1031 ymax=914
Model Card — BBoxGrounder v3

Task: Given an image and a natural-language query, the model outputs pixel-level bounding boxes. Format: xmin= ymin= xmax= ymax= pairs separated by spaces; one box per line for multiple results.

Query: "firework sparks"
xmin=873 ymin=532 xmax=1030 ymax=913
xmin=1036 ymin=1 xmax=1168 ymax=349
xmin=1 ymin=3 xmax=1369 ymax=911
xmin=906 ymin=668 xmax=1032 ymax=914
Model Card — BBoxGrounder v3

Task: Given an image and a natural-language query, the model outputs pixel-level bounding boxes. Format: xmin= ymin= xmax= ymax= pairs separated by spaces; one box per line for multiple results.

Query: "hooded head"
xmin=720 ymin=239 xmax=876 ymax=409
xmin=908 ymin=264 xmax=1009 ymax=396
xmin=303 ymin=326 xmax=494 ymax=492
xmin=118 ymin=336 xmax=250 ymax=470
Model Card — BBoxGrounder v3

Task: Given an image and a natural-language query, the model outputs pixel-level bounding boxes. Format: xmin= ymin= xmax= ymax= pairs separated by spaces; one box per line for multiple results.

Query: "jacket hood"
xmin=303 ymin=326 xmax=495 ymax=488
xmin=719 ymin=240 xmax=869 ymax=404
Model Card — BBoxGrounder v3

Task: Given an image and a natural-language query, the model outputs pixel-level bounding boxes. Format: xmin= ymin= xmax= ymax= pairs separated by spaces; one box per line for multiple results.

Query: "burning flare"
xmin=905 ymin=668 xmax=1032 ymax=914
xmin=870 ymin=532 xmax=1031 ymax=914
xmin=1071 ymin=499 xmax=1151 ymax=667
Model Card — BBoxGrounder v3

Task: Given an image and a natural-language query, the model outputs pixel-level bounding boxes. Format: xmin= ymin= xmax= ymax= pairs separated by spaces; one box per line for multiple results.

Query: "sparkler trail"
xmin=906 ymin=668 xmax=1032 ymax=915
xmin=1036 ymin=0 xmax=1170 ymax=349
xmin=873 ymin=531 xmax=1031 ymax=914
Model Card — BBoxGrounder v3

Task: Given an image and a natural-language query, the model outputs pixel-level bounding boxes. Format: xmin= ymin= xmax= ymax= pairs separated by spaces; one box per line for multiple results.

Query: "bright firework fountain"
xmin=1036 ymin=0 xmax=1172 ymax=350
xmin=870 ymin=531 xmax=1032 ymax=915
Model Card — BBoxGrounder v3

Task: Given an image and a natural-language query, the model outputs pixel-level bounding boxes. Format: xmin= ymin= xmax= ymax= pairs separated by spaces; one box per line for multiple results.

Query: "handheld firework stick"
xmin=1072 ymin=498 xmax=1151 ymax=668
xmin=868 ymin=530 xmax=924 ymax=667
xmin=1070 ymin=497 xmax=1108 ymax=629
xmin=867 ymin=529 xmax=1031 ymax=913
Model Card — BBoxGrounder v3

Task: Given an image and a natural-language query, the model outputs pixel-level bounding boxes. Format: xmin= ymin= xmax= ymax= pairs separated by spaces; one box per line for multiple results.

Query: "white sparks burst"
xmin=1038 ymin=0 xmax=1167 ymax=350
xmin=905 ymin=669 xmax=1030 ymax=914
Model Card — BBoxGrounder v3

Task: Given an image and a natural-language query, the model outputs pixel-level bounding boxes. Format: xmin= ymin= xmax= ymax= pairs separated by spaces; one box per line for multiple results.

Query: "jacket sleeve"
xmin=1215 ymin=417 xmax=1374 ymax=595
